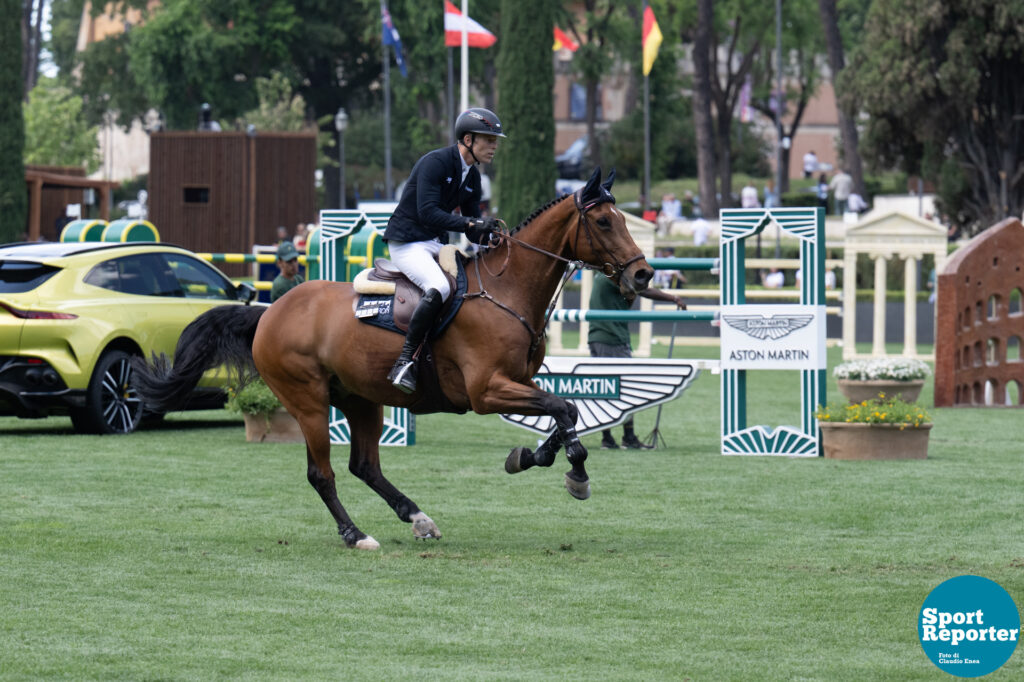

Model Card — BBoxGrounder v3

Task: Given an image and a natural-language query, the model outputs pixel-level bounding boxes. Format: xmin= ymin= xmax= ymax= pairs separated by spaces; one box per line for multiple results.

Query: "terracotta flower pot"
xmin=820 ymin=422 xmax=932 ymax=460
xmin=836 ymin=379 xmax=925 ymax=404
xmin=242 ymin=408 xmax=304 ymax=443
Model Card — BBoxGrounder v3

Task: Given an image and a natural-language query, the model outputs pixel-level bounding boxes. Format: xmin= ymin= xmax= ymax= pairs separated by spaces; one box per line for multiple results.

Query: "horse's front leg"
xmin=473 ymin=378 xmax=590 ymax=500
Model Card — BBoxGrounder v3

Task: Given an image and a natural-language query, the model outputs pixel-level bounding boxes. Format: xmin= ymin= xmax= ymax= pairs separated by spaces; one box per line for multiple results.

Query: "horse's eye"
xmin=596 ymin=217 xmax=611 ymax=228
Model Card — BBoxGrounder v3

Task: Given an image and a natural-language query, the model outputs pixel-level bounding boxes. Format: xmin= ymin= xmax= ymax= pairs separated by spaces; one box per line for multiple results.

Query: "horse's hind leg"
xmin=268 ymin=372 xmax=378 ymax=549
xmin=340 ymin=395 xmax=441 ymax=540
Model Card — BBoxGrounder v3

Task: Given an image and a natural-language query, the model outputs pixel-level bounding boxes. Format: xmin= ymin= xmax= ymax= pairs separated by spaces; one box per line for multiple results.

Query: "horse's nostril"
xmin=635 ymin=269 xmax=653 ymax=287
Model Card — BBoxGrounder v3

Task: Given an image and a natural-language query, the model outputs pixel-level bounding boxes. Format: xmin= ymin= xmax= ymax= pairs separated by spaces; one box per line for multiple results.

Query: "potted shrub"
xmin=225 ymin=378 xmax=303 ymax=443
xmin=833 ymin=357 xmax=931 ymax=404
xmin=815 ymin=395 xmax=932 ymax=459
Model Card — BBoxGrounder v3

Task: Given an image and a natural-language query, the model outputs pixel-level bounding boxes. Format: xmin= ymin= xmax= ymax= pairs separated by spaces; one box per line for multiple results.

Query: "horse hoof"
xmin=411 ymin=511 xmax=442 ymax=540
xmin=505 ymin=447 xmax=532 ymax=474
xmin=354 ymin=535 xmax=380 ymax=550
xmin=564 ymin=471 xmax=591 ymax=500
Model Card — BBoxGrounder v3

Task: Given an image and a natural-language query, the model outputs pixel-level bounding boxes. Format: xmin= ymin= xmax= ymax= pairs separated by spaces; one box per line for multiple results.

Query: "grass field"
xmin=1 ymin=346 xmax=1022 ymax=680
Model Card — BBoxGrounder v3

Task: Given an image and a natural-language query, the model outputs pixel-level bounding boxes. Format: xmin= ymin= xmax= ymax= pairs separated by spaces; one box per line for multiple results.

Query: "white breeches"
xmin=387 ymin=239 xmax=451 ymax=301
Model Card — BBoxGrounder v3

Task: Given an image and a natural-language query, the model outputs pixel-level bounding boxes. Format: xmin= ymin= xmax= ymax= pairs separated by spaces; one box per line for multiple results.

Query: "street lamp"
xmin=334 ymin=108 xmax=349 ymax=209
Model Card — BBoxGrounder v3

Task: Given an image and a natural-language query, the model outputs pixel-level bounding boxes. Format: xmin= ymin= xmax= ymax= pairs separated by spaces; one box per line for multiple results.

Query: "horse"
xmin=132 ymin=168 xmax=653 ymax=550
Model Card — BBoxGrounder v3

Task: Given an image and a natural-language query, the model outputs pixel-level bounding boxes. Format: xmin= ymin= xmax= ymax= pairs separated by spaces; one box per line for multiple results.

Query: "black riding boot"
xmin=387 ymin=288 xmax=443 ymax=393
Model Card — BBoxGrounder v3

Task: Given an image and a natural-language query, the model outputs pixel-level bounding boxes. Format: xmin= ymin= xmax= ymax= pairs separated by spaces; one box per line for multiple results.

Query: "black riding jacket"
xmin=383 ymin=145 xmax=482 ymax=244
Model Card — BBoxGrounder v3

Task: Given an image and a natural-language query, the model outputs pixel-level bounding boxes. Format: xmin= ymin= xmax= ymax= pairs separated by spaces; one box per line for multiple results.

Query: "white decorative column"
xmin=872 ymin=254 xmax=888 ymax=357
xmin=841 ymin=248 xmax=859 ymax=359
xmin=903 ymin=255 xmax=918 ymax=356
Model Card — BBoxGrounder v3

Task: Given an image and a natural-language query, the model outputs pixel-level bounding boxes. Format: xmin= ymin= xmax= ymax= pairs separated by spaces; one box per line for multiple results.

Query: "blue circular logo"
xmin=919 ymin=575 xmax=1020 ymax=677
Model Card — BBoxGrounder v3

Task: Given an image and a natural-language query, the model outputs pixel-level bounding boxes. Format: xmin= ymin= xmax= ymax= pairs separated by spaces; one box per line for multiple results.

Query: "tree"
xmin=3 ymin=0 xmax=27 ymax=241
xmin=496 ymin=0 xmax=555 ymax=226
xmin=846 ymin=0 xmax=1024 ymax=233
xmin=818 ymin=0 xmax=864 ymax=195
xmin=23 ymin=77 xmax=101 ymax=172
xmin=21 ymin=0 xmax=45 ymax=97
xmin=560 ymin=0 xmax=633 ymax=171
xmin=747 ymin=0 xmax=825 ymax=194
xmin=691 ymin=0 xmax=718 ymax=216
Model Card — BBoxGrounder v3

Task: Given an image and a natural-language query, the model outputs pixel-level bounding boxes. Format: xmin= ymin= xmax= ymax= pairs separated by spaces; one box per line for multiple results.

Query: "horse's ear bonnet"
xmin=578 ymin=167 xmax=617 ymax=209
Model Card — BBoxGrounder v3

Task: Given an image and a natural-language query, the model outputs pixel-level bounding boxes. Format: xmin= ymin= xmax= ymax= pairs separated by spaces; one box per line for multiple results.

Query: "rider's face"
xmin=467 ymin=134 xmax=499 ymax=164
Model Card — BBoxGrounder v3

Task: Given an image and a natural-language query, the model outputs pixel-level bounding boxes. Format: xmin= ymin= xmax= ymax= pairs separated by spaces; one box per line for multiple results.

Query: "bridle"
xmin=461 ymin=190 xmax=645 ymax=361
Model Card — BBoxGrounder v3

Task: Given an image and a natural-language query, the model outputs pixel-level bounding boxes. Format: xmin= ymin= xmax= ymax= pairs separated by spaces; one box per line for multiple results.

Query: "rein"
xmin=461 ymin=191 xmax=643 ymax=362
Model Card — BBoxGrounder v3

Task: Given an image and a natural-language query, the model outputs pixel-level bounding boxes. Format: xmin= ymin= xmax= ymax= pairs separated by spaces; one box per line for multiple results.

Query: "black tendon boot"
xmin=387 ymin=288 xmax=444 ymax=393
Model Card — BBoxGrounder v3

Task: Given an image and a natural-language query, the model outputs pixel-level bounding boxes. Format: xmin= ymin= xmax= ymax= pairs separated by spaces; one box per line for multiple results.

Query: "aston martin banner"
xmin=720 ymin=304 xmax=826 ymax=370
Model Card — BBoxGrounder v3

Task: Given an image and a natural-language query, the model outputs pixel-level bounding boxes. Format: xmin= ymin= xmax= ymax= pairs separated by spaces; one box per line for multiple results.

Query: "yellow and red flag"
xmin=553 ymin=26 xmax=578 ymax=52
xmin=642 ymin=6 xmax=663 ymax=76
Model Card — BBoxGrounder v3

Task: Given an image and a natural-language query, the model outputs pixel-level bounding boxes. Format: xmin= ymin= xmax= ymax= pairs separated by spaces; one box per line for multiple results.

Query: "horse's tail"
xmin=131 ymin=304 xmax=267 ymax=412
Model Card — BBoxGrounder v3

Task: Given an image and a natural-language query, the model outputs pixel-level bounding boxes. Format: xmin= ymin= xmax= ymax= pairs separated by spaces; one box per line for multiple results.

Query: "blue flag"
xmin=381 ymin=3 xmax=408 ymax=78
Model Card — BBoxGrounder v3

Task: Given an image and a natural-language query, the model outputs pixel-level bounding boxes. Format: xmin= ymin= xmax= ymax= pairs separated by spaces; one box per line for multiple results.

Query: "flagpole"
xmin=460 ymin=0 xmax=469 ymax=112
xmin=383 ymin=26 xmax=393 ymax=199
xmin=643 ymin=1 xmax=651 ymax=214
xmin=447 ymin=49 xmax=455 ymax=144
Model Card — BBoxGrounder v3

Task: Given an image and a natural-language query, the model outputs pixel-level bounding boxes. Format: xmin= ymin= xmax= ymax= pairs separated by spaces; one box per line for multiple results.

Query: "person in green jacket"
xmin=270 ymin=241 xmax=304 ymax=302
xmin=588 ymin=273 xmax=686 ymax=449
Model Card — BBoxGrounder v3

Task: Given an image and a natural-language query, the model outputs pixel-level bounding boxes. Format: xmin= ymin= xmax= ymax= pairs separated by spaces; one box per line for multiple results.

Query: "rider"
xmin=383 ymin=108 xmax=505 ymax=393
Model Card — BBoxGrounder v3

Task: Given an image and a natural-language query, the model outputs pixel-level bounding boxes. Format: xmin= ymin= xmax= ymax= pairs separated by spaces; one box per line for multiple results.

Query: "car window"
xmin=83 ymin=254 xmax=184 ymax=297
xmin=0 ymin=261 xmax=61 ymax=293
xmin=162 ymin=254 xmax=234 ymax=300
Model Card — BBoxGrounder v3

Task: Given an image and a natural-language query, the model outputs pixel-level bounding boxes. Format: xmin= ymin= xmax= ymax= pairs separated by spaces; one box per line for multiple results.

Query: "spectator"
xmin=271 ymin=241 xmax=304 ymax=302
xmin=795 ymin=268 xmax=836 ymax=290
xmin=656 ymin=193 xmax=682 ymax=236
xmin=829 ymin=168 xmax=854 ymax=215
xmin=652 ymin=247 xmax=685 ymax=289
xmin=740 ymin=181 xmax=760 ymax=209
xmin=816 ymin=174 xmax=829 ymax=212
xmin=683 ymin=189 xmax=699 ymax=218
xmin=763 ymin=267 xmax=785 ymax=289
xmin=588 ymin=275 xmax=686 ymax=450
xmin=691 ymin=211 xmax=711 ymax=247
xmin=802 ymin=150 xmax=818 ymax=178
xmin=276 ymin=225 xmax=290 ymax=244
xmin=847 ymin=192 xmax=869 ymax=214
xmin=763 ymin=180 xmax=780 ymax=209
xmin=293 ymin=223 xmax=308 ymax=250
xmin=197 ymin=103 xmax=222 ymax=131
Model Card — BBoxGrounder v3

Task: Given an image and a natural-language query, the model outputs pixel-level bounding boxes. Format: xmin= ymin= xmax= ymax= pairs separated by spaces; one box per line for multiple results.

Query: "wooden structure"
xmin=934 ymin=218 xmax=1024 ymax=407
xmin=23 ymin=165 xmax=118 ymax=242
xmin=840 ymin=211 xmax=948 ymax=360
xmin=149 ymin=131 xmax=317 ymax=259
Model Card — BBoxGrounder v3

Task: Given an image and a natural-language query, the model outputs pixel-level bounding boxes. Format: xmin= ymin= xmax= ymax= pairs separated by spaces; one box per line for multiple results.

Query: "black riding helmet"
xmin=455 ymin=108 xmax=507 ymax=141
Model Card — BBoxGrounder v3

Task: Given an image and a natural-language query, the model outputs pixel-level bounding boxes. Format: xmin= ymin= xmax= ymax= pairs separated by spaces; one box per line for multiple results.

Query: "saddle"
xmin=352 ymin=244 xmax=467 ymax=336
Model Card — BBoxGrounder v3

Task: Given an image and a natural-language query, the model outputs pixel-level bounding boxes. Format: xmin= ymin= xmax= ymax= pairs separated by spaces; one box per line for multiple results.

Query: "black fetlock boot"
xmin=387 ymin=288 xmax=443 ymax=393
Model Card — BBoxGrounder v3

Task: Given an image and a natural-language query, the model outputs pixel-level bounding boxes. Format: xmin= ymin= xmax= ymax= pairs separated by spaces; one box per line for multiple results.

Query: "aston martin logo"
xmin=500 ymin=357 xmax=702 ymax=436
xmin=722 ymin=314 xmax=814 ymax=340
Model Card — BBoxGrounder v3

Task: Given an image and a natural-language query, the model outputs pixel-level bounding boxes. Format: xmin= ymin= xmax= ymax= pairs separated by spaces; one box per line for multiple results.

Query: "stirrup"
xmin=388 ymin=359 xmax=417 ymax=394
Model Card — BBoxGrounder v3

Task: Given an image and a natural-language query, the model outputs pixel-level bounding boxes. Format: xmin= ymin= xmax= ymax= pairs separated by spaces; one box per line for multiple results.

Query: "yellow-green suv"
xmin=0 ymin=241 xmax=258 ymax=434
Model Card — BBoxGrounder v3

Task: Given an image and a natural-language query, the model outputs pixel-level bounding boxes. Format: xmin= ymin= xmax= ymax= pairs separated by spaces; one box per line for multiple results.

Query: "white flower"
xmin=833 ymin=357 xmax=931 ymax=381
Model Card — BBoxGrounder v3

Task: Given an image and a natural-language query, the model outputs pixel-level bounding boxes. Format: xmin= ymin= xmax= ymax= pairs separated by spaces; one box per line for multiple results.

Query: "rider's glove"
xmin=466 ymin=217 xmax=499 ymax=245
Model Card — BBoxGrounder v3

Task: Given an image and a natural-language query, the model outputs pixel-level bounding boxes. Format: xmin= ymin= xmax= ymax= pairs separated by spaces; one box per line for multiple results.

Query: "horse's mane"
xmin=509 ymin=194 xmax=572 ymax=235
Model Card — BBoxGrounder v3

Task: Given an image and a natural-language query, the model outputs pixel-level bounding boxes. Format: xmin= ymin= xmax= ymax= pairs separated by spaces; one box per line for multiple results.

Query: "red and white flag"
xmin=444 ymin=0 xmax=496 ymax=48
xmin=553 ymin=26 xmax=578 ymax=52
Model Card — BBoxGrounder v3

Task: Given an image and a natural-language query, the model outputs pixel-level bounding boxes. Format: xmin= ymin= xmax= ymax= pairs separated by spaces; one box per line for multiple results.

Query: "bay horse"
xmin=132 ymin=168 xmax=653 ymax=550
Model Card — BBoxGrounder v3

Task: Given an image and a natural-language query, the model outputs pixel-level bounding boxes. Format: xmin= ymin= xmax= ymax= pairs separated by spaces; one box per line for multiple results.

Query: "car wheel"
xmin=71 ymin=350 xmax=144 ymax=435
